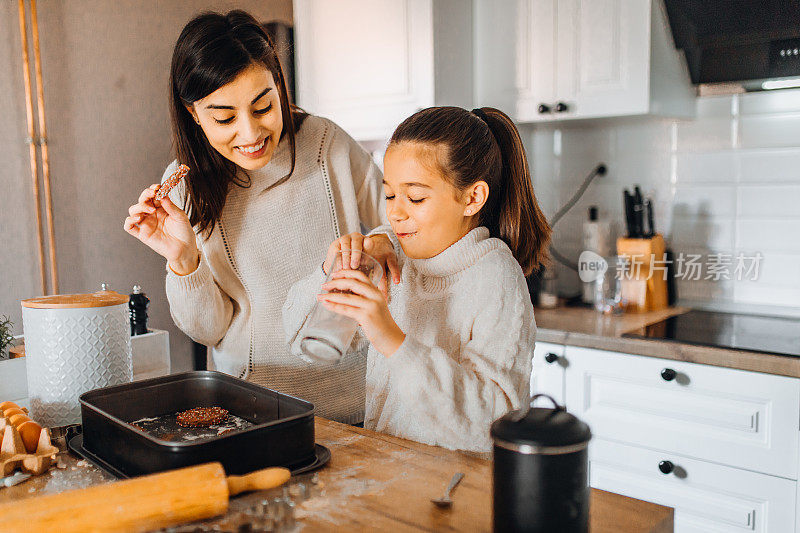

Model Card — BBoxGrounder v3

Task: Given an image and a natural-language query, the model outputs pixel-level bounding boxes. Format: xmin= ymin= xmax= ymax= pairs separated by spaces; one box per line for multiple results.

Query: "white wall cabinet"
xmin=475 ymin=0 xmax=695 ymax=122
xmin=532 ymin=342 xmax=800 ymax=532
xmin=293 ymin=0 xmax=472 ymax=141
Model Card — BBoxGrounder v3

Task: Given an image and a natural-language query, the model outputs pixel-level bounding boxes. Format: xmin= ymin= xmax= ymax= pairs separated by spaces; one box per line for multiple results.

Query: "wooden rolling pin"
xmin=0 ymin=462 xmax=290 ymax=532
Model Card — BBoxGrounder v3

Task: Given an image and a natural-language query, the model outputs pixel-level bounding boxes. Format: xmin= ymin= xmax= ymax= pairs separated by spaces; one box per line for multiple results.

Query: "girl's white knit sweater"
xmin=283 ymin=226 xmax=535 ymax=452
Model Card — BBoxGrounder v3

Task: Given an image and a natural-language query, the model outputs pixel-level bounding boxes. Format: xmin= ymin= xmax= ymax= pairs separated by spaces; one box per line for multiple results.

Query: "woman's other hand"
xmin=322 ymin=232 xmax=400 ymax=298
xmin=124 ymin=185 xmax=199 ymax=275
xmin=318 ymin=269 xmax=405 ymax=357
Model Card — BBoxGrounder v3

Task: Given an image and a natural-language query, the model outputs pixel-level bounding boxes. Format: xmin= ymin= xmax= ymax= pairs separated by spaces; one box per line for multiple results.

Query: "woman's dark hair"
xmin=169 ymin=10 xmax=306 ymax=237
xmin=389 ymin=106 xmax=551 ymax=275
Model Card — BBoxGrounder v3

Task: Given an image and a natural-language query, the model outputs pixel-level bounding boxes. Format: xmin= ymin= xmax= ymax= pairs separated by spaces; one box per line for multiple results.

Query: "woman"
xmin=124 ymin=10 xmax=398 ymax=425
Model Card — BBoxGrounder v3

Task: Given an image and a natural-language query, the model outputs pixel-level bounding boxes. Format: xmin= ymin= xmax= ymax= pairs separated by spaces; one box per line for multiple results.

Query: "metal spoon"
xmin=431 ymin=472 xmax=465 ymax=508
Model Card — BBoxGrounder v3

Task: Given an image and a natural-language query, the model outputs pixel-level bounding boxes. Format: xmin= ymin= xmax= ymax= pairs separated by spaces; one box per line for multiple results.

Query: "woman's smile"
xmin=235 ymin=137 xmax=268 ymax=158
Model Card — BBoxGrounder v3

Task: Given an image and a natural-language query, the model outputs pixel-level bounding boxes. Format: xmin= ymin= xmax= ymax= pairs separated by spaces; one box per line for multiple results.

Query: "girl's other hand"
xmin=322 ymin=232 xmax=400 ymax=299
xmin=124 ymin=185 xmax=199 ymax=274
xmin=318 ymin=269 xmax=405 ymax=356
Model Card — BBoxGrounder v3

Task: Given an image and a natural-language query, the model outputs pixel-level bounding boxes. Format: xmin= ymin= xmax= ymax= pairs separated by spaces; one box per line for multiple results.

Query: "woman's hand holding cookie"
xmin=124 ymin=185 xmax=199 ymax=274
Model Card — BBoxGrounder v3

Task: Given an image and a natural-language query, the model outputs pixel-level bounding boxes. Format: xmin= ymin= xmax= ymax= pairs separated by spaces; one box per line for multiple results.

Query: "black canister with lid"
xmin=490 ymin=394 xmax=592 ymax=533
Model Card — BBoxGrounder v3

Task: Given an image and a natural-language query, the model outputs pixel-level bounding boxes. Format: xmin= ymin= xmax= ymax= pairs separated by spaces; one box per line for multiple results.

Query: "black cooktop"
xmin=622 ymin=310 xmax=800 ymax=357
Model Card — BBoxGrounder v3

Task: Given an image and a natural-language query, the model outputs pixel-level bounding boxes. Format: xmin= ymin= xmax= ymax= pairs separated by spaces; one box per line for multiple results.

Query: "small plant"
xmin=0 ymin=315 xmax=13 ymax=357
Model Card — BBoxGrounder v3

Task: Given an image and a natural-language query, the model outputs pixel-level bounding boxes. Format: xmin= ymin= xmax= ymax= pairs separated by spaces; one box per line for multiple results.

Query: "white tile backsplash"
xmin=533 ymin=89 xmax=800 ymax=311
xmin=739 ymin=87 xmax=800 ymax=115
xmin=668 ymin=217 xmax=735 ymax=251
xmin=734 ymin=284 xmax=800 ymax=308
xmin=738 ymin=185 xmax=800 ymax=217
xmin=675 ymin=151 xmax=737 ymax=183
xmin=675 ymin=118 xmax=734 ymax=152
xmin=673 ymin=185 xmax=737 ymax=218
xmin=736 ymin=219 xmax=800 ymax=253
xmin=739 ymin=148 xmax=800 ymax=183
xmin=739 ymin=113 xmax=800 ymax=149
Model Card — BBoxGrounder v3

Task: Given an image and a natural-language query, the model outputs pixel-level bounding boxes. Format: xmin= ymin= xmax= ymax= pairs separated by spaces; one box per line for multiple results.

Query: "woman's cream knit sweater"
xmin=283 ymin=226 xmax=535 ymax=452
xmin=163 ymin=115 xmax=386 ymax=424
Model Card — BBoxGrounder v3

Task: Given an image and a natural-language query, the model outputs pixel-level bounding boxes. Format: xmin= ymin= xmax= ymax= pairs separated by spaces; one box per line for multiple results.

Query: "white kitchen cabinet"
xmin=591 ymin=438 xmax=797 ymax=533
xmin=531 ymin=341 xmax=565 ymax=404
xmin=556 ymin=344 xmax=800 ymax=533
xmin=474 ymin=0 xmax=695 ymax=122
xmin=563 ymin=345 xmax=800 ymax=479
xmin=293 ymin=0 xmax=472 ymax=141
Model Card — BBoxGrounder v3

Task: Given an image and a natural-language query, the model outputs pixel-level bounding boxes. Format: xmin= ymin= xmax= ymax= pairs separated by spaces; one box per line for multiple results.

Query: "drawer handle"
xmin=538 ymin=103 xmax=551 ymax=114
xmin=658 ymin=460 xmax=674 ymax=475
xmin=544 ymin=352 xmax=559 ymax=364
xmin=660 ymin=368 xmax=677 ymax=381
xmin=555 ymin=101 xmax=569 ymax=113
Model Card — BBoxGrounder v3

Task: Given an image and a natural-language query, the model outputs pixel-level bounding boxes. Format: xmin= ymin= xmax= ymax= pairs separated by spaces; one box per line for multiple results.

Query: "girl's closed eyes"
xmin=384 ymin=194 xmax=427 ymax=204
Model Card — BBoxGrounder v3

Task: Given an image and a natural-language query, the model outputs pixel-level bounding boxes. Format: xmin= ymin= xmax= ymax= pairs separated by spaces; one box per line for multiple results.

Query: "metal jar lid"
xmin=490 ymin=394 xmax=592 ymax=455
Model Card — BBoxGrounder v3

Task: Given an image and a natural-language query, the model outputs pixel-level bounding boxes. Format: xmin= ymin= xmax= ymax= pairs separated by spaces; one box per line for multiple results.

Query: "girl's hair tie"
xmin=471 ymin=107 xmax=490 ymax=124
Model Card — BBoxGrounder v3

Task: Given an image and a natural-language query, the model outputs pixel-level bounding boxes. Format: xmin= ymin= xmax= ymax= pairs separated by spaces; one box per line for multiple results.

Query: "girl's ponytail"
xmin=473 ymin=107 xmax=551 ymax=275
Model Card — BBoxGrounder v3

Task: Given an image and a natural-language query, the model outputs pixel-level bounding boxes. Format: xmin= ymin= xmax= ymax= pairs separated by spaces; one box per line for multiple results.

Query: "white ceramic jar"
xmin=21 ymin=291 xmax=133 ymax=426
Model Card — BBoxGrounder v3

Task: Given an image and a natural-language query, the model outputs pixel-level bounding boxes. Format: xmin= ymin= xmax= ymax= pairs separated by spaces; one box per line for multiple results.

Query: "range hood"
xmin=664 ymin=0 xmax=800 ymax=88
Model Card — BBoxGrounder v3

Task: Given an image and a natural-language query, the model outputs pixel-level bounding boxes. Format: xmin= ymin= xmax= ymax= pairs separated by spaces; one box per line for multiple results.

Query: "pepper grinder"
xmin=129 ymin=284 xmax=149 ymax=336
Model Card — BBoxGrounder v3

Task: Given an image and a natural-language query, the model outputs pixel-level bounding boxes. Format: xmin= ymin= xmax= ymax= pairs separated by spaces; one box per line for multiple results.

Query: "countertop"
xmin=535 ymin=305 xmax=800 ymax=378
xmin=0 ymin=418 xmax=673 ymax=532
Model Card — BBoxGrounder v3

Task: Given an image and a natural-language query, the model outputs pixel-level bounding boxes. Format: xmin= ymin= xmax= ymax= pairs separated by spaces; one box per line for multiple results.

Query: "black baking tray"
xmin=77 ymin=371 xmax=326 ymax=476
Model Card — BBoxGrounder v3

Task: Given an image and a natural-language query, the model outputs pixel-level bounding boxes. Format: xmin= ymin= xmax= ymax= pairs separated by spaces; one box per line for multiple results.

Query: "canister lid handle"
xmin=510 ymin=394 xmax=564 ymax=422
xmin=530 ymin=394 xmax=564 ymax=411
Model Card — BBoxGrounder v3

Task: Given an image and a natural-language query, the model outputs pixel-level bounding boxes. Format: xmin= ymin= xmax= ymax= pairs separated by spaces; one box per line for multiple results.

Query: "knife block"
xmin=616 ymin=234 xmax=668 ymax=313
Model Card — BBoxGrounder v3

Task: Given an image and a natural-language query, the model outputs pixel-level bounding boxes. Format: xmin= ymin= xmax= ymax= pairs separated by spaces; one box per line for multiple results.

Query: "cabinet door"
xmin=591 ymin=438 xmax=797 ymax=533
xmin=563 ymin=346 xmax=800 ymax=479
xmin=293 ymin=0 xmax=434 ymax=140
xmin=561 ymin=0 xmax=651 ymax=118
xmin=531 ymin=341 xmax=565 ymax=404
xmin=474 ymin=0 xmax=556 ymax=120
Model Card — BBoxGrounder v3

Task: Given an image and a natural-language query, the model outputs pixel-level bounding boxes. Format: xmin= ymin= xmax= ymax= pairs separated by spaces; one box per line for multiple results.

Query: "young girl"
xmin=282 ymin=106 xmax=551 ymax=452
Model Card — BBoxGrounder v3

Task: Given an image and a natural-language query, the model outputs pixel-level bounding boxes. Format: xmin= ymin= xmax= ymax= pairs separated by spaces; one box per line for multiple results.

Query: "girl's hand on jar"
xmin=124 ymin=185 xmax=199 ymax=275
xmin=317 ymin=269 xmax=405 ymax=357
xmin=322 ymin=232 xmax=400 ymax=299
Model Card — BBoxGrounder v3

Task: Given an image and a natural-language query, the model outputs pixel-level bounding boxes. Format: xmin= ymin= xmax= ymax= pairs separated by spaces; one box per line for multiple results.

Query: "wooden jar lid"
xmin=21 ymin=291 xmax=129 ymax=309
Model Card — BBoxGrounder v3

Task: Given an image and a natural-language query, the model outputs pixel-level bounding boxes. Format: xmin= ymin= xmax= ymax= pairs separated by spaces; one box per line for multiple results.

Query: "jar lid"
xmin=21 ymin=290 xmax=129 ymax=309
xmin=491 ymin=394 xmax=591 ymax=454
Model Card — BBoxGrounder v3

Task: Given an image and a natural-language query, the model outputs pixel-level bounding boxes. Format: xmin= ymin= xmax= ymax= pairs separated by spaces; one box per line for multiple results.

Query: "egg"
xmin=17 ymin=421 xmax=42 ymax=453
xmin=0 ymin=401 xmax=20 ymax=411
xmin=3 ymin=407 xmax=25 ymax=419
xmin=8 ymin=414 xmax=31 ymax=427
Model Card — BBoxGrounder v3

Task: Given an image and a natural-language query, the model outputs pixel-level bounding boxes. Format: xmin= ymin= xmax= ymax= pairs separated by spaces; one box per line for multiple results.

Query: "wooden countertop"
xmin=0 ymin=418 xmax=673 ymax=532
xmin=535 ymin=306 xmax=800 ymax=378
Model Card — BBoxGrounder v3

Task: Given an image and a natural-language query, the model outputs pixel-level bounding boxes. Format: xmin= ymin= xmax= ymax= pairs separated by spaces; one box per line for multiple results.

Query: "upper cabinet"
xmin=293 ymin=0 xmax=472 ymax=141
xmin=474 ymin=0 xmax=696 ymax=122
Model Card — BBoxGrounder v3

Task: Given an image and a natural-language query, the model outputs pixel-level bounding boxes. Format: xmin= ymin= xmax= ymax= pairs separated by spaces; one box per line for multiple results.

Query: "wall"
xmin=528 ymin=88 xmax=800 ymax=314
xmin=0 ymin=0 xmax=292 ymax=370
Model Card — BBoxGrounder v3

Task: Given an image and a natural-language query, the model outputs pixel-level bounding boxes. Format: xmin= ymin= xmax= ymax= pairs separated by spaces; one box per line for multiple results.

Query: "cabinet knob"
xmin=538 ymin=103 xmax=551 ymax=114
xmin=544 ymin=352 xmax=559 ymax=364
xmin=555 ymin=102 xmax=569 ymax=112
xmin=660 ymin=368 xmax=677 ymax=381
xmin=658 ymin=460 xmax=674 ymax=474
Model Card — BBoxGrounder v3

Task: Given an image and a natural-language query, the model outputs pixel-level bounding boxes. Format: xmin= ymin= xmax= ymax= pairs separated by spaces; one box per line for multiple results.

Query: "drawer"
xmin=590 ymin=438 xmax=796 ymax=533
xmin=532 ymin=342 xmax=565 ymax=404
xmin=564 ymin=346 xmax=800 ymax=479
